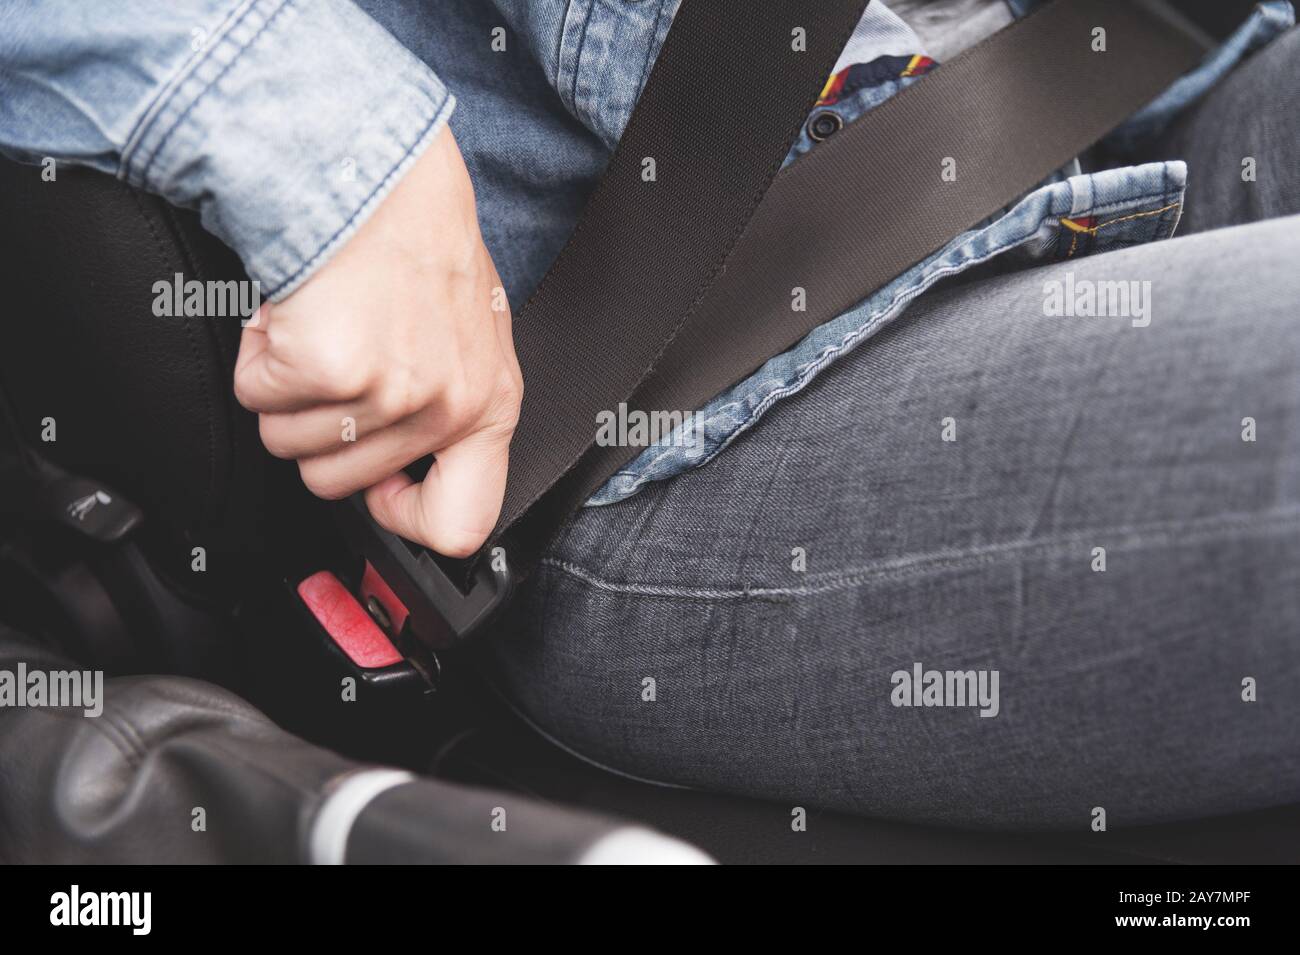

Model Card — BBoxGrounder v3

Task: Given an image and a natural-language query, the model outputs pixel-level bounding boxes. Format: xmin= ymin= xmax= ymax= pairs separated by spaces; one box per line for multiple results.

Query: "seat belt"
xmin=503 ymin=0 xmax=876 ymax=534
xmin=341 ymin=0 xmax=1208 ymax=654
xmin=545 ymin=0 xmax=1209 ymax=523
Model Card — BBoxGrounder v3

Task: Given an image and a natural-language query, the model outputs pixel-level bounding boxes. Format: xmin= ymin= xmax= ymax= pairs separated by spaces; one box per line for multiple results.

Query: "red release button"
xmin=297 ymin=570 xmax=403 ymax=669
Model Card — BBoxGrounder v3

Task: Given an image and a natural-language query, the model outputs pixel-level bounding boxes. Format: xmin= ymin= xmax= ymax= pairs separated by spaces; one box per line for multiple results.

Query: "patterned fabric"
xmin=817 ymin=54 xmax=937 ymax=106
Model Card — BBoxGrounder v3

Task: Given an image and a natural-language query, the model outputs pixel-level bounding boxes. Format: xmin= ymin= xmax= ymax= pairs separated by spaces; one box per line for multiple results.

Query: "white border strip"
xmin=578 ymin=827 xmax=717 ymax=865
xmin=309 ymin=769 xmax=415 ymax=865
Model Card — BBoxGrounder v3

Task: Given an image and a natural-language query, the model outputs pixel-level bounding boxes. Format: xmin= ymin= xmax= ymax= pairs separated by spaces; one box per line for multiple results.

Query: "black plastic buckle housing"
xmin=335 ymin=495 xmax=511 ymax=653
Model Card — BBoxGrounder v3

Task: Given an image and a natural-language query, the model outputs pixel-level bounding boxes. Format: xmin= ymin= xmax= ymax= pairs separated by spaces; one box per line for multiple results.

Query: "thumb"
xmin=363 ymin=426 xmax=511 ymax=559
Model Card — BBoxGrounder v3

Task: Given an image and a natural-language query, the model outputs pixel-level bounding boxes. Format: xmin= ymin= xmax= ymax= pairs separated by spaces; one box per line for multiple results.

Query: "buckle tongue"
xmin=336 ymin=495 xmax=511 ymax=653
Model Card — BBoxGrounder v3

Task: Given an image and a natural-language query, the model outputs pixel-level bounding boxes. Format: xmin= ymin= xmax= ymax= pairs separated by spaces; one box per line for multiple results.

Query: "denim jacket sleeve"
xmin=0 ymin=0 xmax=455 ymax=299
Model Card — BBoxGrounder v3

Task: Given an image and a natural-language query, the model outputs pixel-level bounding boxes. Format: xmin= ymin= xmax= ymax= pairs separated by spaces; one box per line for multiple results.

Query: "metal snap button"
xmin=807 ymin=110 xmax=844 ymax=142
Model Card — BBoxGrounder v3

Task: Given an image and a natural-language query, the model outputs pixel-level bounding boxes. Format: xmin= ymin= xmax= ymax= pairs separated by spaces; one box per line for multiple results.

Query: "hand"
xmin=234 ymin=126 xmax=522 ymax=558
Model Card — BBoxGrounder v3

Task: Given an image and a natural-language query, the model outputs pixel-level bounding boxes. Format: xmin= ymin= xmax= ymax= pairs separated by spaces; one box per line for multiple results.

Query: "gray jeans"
xmin=485 ymin=28 xmax=1300 ymax=830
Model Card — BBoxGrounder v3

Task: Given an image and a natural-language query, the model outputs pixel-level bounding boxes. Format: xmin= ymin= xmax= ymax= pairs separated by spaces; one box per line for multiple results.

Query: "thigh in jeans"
xmin=485 ymin=210 xmax=1300 ymax=831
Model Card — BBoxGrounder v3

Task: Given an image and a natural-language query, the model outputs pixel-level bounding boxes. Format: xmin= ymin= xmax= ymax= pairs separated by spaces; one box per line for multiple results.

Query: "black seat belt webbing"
xmin=518 ymin=0 xmax=1207 ymax=540
xmin=499 ymin=0 xmax=874 ymax=533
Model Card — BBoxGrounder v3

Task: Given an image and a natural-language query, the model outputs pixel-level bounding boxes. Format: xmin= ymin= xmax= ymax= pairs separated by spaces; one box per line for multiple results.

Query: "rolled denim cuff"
xmin=121 ymin=0 xmax=454 ymax=300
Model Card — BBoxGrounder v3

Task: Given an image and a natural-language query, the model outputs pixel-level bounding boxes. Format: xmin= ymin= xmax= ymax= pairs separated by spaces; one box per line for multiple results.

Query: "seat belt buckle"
xmin=334 ymin=494 xmax=512 ymax=653
xmin=295 ymin=568 xmax=436 ymax=693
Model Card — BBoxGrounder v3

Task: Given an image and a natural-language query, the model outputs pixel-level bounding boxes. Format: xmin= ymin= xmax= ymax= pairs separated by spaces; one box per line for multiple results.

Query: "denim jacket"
xmin=1 ymin=0 xmax=1293 ymax=503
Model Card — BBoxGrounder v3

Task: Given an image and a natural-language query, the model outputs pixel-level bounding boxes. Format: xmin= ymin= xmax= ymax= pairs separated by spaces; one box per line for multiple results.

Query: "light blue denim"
xmin=0 ymin=0 xmax=454 ymax=300
xmin=1104 ymin=0 xmax=1296 ymax=153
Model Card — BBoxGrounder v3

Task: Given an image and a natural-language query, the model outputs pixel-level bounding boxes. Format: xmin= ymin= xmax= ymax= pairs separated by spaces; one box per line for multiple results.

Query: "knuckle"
xmin=304 ymin=347 xmax=371 ymax=402
xmin=500 ymin=370 xmax=524 ymax=419
xmin=297 ymin=460 xmax=350 ymax=501
xmin=257 ymin=417 xmax=294 ymax=459
xmin=434 ymin=527 xmax=487 ymax=560
xmin=483 ymin=370 xmax=523 ymax=434
xmin=232 ymin=368 xmax=257 ymax=411
xmin=373 ymin=369 xmax=426 ymax=422
xmin=327 ymin=365 xmax=373 ymax=404
xmin=437 ymin=380 xmax=486 ymax=432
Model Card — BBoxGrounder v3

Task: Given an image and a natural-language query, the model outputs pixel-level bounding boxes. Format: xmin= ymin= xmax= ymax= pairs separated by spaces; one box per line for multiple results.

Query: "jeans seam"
xmin=567 ymin=0 xmax=599 ymax=129
xmin=544 ymin=506 xmax=1300 ymax=602
xmin=636 ymin=0 xmax=670 ymax=96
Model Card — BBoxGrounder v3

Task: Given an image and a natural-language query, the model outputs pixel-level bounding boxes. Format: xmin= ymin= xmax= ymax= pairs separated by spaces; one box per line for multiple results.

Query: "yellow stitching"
xmin=1064 ymin=201 xmax=1182 ymax=236
xmin=1061 ymin=201 xmax=1181 ymax=258
xmin=1093 ymin=200 xmax=1181 ymax=231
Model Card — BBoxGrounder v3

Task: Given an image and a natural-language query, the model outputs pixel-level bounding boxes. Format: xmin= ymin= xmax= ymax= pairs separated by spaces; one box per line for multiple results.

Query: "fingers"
xmin=234 ymin=303 xmax=367 ymax=414
xmin=363 ymin=424 xmax=512 ymax=558
xmin=234 ymin=305 xmax=304 ymax=414
xmin=230 ymin=126 xmax=523 ymax=560
xmin=294 ymin=416 xmax=436 ymax=500
xmin=259 ymin=402 xmax=408 ymax=460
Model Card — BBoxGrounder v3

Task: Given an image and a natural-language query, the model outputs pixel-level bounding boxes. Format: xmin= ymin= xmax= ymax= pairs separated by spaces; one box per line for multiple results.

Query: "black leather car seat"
xmin=0 ymin=158 xmax=318 ymax=603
